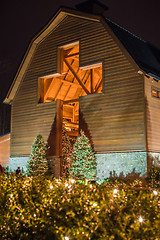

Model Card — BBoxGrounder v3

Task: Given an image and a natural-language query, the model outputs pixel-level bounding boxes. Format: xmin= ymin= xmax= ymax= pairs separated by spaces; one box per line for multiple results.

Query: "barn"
xmin=4 ymin=0 xmax=160 ymax=178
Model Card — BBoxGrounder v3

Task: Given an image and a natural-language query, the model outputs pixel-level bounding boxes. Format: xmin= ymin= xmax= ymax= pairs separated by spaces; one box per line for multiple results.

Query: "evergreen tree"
xmin=62 ymin=128 xmax=72 ymax=177
xmin=70 ymin=130 xmax=97 ymax=180
xmin=26 ymin=134 xmax=48 ymax=176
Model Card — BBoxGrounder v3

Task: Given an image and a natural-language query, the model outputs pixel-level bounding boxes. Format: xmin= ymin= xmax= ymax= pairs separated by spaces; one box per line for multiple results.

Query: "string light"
xmin=64 ymin=237 xmax=69 ymax=240
xmin=113 ymin=189 xmax=118 ymax=194
xmin=113 ymin=189 xmax=118 ymax=197
xmin=70 ymin=179 xmax=75 ymax=184
xmin=92 ymin=202 xmax=97 ymax=207
xmin=50 ymin=185 xmax=53 ymax=189
xmin=89 ymin=184 xmax=92 ymax=188
xmin=153 ymin=190 xmax=158 ymax=196
xmin=139 ymin=216 xmax=143 ymax=223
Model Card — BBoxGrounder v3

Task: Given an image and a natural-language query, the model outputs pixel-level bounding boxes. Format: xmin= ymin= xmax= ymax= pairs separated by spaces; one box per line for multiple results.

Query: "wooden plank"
xmin=63 ymin=98 xmax=79 ymax=104
xmin=56 ymin=100 xmax=63 ymax=156
xmin=64 ymin=59 xmax=90 ymax=95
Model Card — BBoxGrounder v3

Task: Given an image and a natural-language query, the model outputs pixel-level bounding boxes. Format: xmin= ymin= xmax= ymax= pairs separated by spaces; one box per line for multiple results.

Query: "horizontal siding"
xmin=145 ymin=77 xmax=160 ymax=152
xmin=11 ymin=15 xmax=145 ymax=156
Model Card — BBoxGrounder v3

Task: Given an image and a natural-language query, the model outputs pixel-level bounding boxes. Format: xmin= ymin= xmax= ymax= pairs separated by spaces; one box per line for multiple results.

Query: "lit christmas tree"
xmin=26 ymin=134 xmax=48 ymax=176
xmin=70 ymin=130 xmax=97 ymax=180
xmin=62 ymin=128 xmax=72 ymax=177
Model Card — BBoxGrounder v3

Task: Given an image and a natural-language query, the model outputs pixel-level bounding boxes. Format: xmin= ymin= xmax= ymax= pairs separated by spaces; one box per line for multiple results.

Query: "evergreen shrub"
xmin=0 ymin=175 xmax=159 ymax=240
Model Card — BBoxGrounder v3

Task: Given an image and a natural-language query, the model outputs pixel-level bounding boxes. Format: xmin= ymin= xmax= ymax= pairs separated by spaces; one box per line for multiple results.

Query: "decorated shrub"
xmin=69 ymin=130 xmax=97 ymax=180
xmin=26 ymin=134 xmax=48 ymax=176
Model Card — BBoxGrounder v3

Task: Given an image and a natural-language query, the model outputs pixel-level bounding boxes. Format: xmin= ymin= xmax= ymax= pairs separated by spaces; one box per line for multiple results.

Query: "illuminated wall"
xmin=0 ymin=133 xmax=10 ymax=167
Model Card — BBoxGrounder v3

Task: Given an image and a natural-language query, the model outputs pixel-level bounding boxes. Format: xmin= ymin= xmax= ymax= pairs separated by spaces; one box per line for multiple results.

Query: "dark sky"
xmin=1 ymin=0 xmax=160 ymax=103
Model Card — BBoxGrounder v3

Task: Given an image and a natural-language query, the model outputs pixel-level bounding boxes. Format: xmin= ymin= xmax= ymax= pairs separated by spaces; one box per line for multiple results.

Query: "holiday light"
xmin=92 ymin=202 xmax=97 ymax=207
xmin=139 ymin=216 xmax=143 ymax=223
xmin=70 ymin=179 xmax=75 ymax=184
xmin=113 ymin=189 xmax=118 ymax=195
xmin=64 ymin=237 xmax=69 ymax=240
xmin=0 ymin=170 xmax=159 ymax=239
xmin=153 ymin=190 xmax=158 ymax=195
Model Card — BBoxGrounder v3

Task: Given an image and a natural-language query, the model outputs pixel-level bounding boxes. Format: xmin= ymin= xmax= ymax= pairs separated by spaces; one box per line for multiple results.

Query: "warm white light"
xmin=139 ymin=216 xmax=143 ymax=223
xmin=50 ymin=185 xmax=53 ymax=189
xmin=10 ymin=194 xmax=13 ymax=198
xmin=113 ymin=189 xmax=118 ymax=194
xmin=92 ymin=202 xmax=97 ymax=207
xmin=33 ymin=214 xmax=36 ymax=217
xmin=64 ymin=237 xmax=69 ymax=240
xmin=153 ymin=190 xmax=158 ymax=195
xmin=23 ymin=185 xmax=26 ymax=188
xmin=65 ymin=183 xmax=69 ymax=187
xmin=70 ymin=179 xmax=75 ymax=184
xmin=68 ymin=185 xmax=72 ymax=189
xmin=89 ymin=184 xmax=92 ymax=188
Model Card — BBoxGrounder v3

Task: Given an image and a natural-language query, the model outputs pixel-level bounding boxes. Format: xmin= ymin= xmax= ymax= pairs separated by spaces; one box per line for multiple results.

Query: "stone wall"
xmin=10 ymin=152 xmax=160 ymax=178
xmin=9 ymin=157 xmax=29 ymax=173
xmin=96 ymin=152 xmax=147 ymax=179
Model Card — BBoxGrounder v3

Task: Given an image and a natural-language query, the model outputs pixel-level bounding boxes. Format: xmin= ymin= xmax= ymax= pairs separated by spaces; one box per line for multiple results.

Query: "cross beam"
xmin=64 ymin=59 xmax=90 ymax=95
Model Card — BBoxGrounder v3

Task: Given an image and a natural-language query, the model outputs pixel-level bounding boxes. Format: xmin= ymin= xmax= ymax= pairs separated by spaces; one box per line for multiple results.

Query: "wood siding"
xmin=145 ymin=77 xmax=160 ymax=152
xmin=11 ymin=15 xmax=145 ymax=156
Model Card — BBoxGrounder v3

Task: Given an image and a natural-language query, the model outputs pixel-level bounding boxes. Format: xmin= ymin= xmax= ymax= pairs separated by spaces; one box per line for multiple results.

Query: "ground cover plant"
xmin=0 ymin=175 xmax=159 ymax=240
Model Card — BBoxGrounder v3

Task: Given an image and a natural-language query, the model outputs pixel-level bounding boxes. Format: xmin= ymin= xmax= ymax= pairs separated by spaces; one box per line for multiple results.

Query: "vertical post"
xmin=90 ymin=69 xmax=94 ymax=93
xmin=56 ymin=100 xmax=63 ymax=176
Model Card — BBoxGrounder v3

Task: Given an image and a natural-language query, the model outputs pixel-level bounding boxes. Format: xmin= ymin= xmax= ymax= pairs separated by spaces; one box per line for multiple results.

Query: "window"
xmin=152 ymin=88 xmax=160 ymax=99
xmin=38 ymin=42 xmax=102 ymax=136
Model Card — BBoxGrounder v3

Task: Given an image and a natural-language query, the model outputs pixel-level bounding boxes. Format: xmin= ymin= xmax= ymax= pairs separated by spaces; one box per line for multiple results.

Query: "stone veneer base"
xmin=96 ymin=152 xmax=147 ymax=179
xmin=9 ymin=157 xmax=29 ymax=172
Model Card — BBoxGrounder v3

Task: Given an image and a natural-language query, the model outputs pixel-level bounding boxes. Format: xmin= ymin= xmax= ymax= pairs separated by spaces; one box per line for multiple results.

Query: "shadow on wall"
xmin=46 ymin=115 xmax=57 ymax=157
xmin=79 ymin=110 xmax=95 ymax=151
xmin=109 ymin=168 xmax=142 ymax=179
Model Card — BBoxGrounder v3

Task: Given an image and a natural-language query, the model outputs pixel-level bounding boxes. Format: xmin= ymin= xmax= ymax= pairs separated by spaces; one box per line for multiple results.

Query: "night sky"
xmin=1 ymin=0 xmax=160 ymax=103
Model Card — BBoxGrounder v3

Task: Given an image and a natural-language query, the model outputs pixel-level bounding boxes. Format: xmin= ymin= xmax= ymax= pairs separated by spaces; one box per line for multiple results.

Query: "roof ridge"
xmin=105 ymin=17 xmax=145 ymax=43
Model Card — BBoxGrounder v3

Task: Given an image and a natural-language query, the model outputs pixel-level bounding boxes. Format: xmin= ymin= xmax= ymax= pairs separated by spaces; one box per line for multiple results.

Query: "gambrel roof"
xmin=106 ymin=18 xmax=160 ymax=79
xmin=4 ymin=7 xmax=160 ymax=104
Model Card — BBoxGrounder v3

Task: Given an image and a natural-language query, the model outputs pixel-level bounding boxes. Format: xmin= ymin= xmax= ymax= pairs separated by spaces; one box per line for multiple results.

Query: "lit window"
xmin=38 ymin=42 xmax=102 ymax=136
xmin=152 ymin=89 xmax=158 ymax=98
